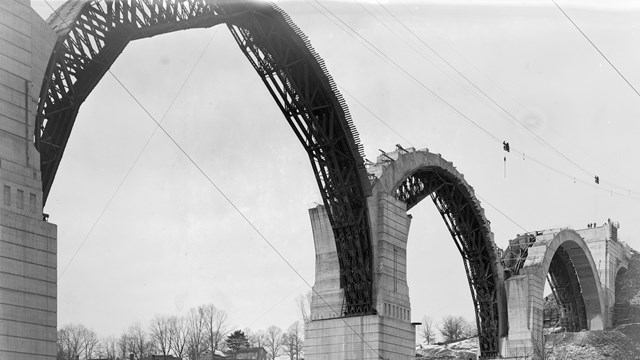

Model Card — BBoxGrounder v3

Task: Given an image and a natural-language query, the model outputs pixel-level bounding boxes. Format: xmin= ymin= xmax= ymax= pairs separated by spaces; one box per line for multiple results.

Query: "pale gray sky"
xmin=31 ymin=0 xmax=640 ymax=340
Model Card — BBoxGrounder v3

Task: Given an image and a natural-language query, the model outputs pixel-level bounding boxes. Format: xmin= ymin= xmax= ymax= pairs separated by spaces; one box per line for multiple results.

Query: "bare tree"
xmin=117 ymin=333 xmax=129 ymax=359
xmin=170 ymin=315 xmax=189 ymax=359
xmin=186 ymin=307 xmax=207 ymax=360
xmin=126 ymin=322 xmax=152 ymax=359
xmin=438 ymin=315 xmax=466 ymax=342
xmin=281 ymin=321 xmax=303 ymax=360
xmin=150 ymin=314 xmax=174 ymax=356
xmin=463 ymin=319 xmax=478 ymax=338
xmin=246 ymin=328 xmax=266 ymax=348
xmin=296 ymin=290 xmax=312 ymax=324
xmin=265 ymin=326 xmax=283 ymax=360
xmin=99 ymin=336 xmax=118 ymax=359
xmin=420 ymin=316 xmax=436 ymax=345
xmin=57 ymin=323 xmax=99 ymax=360
xmin=200 ymin=304 xmax=229 ymax=358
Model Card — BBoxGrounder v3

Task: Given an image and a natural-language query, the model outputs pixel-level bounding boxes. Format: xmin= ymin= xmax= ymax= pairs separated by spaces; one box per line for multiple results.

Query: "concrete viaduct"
xmin=0 ymin=1 xmax=632 ymax=359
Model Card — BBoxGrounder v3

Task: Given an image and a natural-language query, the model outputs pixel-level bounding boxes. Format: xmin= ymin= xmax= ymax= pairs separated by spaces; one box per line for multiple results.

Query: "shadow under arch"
xmin=37 ymin=0 xmax=373 ymax=315
xmin=613 ymin=265 xmax=629 ymax=326
xmin=369 ymin=148 xmax=506 ymax=358
xmin=514 ymin=229 xmax=605 ymax=335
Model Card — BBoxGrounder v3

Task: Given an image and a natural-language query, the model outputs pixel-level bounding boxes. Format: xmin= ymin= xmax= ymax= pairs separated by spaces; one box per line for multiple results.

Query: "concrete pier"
xmin=0 ymin=1 xmax=58 ymax=358
xmin=305 ymin=203 xmax=416 ymax=360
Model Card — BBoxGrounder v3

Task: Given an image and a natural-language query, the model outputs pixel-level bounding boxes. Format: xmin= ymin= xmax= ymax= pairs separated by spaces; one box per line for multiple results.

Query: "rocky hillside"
xmin=544 ymin=330 xmax=640 ymax=360
xmin=615 ymin=249 xmax=640 ymax=325
xmin=417 ymin=328 xmax=640 ymax=359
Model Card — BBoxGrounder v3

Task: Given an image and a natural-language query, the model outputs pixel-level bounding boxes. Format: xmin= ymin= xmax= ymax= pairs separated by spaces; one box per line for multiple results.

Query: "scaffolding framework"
xmin=36 ymin=0 xmax=374 ymax=316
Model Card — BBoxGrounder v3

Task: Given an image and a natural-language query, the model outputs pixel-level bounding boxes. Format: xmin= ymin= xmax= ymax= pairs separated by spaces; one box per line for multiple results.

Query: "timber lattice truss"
xmin=394 ymin=168 xmax=501 ymax=358
xmin=36 ymin=0 xmax=374 ymax=316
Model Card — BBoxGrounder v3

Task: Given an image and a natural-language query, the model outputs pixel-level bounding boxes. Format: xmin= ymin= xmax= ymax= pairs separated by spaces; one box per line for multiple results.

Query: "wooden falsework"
xmin=36 ymin=0 xmax=373 ymax=317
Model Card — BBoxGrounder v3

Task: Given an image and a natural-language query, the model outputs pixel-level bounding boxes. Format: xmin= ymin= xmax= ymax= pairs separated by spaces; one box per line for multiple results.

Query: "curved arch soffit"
xmin=523 ymin=229 xmax=605 ymax=330
xmin=614 ymin=266 xmax=628 ymax=298
xmin=613 ymin=265 xmax=628 ymax=322
xmin=370 ymin=149 xmax=505 ymax=358
xmin=37 ymin=0 xmax=374 ymax=316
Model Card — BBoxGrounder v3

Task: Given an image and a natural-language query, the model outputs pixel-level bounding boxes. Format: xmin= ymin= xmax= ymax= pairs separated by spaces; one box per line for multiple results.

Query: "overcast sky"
xmin=31 ymin=0 xmax=640 ymax=341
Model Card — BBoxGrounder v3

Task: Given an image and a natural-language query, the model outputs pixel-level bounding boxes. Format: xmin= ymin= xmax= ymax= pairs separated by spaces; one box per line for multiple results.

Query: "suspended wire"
xmin=308 ymin=0 xmax=640 ymax=202
xmin=57 ymin=27 xmax=222 ymax=281
xmin=338 ymin=85 xmax=414 ymax=148
xmin=309 ymin=0 xmax=502 ymax=144
xmin=354 ymin=2 xmax=479 ymax=98
xmin=108 ymin=70 xmax=385 ymax=360
xmin=245 ymin=282 xmax=307 ymax=329
xmin=476 ymin=195 xmax=529 ymax=233
xmin=551 ymin=0 xmax=640 ymax=194
xmin=375 ymin=1 xmax=597 ymax=180
xmin=400 ymin=1 xmax=640 ymax=196
xmin=305 ymin=0 xmax=640 ymax=237
xmin=552 ymin=0 xmax=640 ymax=98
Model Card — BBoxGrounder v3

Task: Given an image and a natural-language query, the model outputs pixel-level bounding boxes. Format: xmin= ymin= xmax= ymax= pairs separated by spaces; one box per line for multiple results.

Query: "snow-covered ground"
xmin=416 ymin=337 xmax=478 ymax=359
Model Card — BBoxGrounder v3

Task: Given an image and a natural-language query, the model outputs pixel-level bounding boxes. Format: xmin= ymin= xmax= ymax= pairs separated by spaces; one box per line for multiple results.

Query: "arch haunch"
xmin=369 ymin=148 xmax=506 ymax=358
xmin=37 ymin=0 xmax=374 ymax=316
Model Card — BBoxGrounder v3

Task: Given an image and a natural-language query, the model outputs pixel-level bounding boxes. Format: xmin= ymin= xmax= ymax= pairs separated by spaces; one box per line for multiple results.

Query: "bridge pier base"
xmin=305 ymin=199 xmax=416 ymax=360
xmin=501 ymin=275 xmax=537 ymax=358
xmin=305 ymin=315 xmax=415 ymax=360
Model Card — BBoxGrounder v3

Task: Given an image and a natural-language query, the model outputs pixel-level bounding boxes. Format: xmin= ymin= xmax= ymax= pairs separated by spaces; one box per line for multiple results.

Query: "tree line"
xmin=419 ymin=315 xmax=478 ymax=345
xmin=57 ymin=303 xmax=304 ymax=360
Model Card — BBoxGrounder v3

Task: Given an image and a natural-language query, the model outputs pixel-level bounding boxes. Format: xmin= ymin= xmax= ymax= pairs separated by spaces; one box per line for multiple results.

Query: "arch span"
xmin=38 ymin=0 xmax=373 ymax=315
xmin=368 ymin=147 xmax=506 ymax=358
xmin=520 ymin=229 xmax=604 ymax=331
xmin=504 ymin=228 xmax=605 ymax=356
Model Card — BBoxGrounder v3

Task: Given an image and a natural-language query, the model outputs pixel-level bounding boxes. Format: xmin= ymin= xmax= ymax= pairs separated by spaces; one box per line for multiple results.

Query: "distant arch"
xmin=519 ymin=230 xmax=605 ymax=332
xmin=370 ymin=148 xmax=506 ymax=358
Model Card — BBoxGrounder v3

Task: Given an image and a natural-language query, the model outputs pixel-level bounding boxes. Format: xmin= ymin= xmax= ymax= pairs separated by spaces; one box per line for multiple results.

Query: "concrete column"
xmin=305 ymin=201 xmax=416 ymax=360
xmin=0 ymin=1 xmax=58 ymax=359
xmin=308 ymin=205 xmax=342 ymax=320
xmin=501 ymin=275 xmax=533 ymax=358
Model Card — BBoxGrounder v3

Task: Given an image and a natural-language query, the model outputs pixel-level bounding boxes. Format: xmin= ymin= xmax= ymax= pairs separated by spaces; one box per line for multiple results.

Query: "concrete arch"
xmin=521 ymin=229 xmax=605 ymax=331
xmin=367 ymin=147 xmax=506 ymax=358
xmin=39 ymin=0 xmax=374 ymax=315
xmin=504 ymin=229 xmax=605 ymax=357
